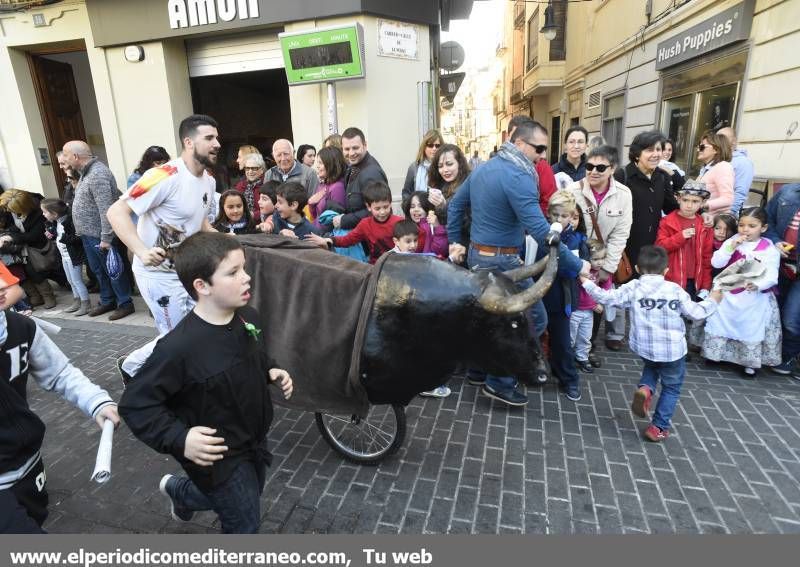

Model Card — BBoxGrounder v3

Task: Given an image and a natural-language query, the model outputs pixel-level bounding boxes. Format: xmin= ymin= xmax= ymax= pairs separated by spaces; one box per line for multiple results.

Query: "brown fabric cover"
xmin=239 ymin=234 xmax=378 ymax=417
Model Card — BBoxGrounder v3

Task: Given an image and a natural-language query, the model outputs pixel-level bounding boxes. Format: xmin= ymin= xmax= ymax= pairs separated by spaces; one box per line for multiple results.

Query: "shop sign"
xmin=279 ymin=24 xmax=366 ymax=86
xmin=377 ymin=19 xmax=419 ymax=60
xmin=655 ymin=0 xmax=754 ymax=71
xmin=168 ymin=0 xmax=259 ymax=30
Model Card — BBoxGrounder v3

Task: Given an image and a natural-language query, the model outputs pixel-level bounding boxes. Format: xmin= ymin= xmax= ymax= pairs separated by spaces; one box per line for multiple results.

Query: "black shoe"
xmin=159 ymin=475 xmax=194 ymax=522
xmin=605 ymin=339 xmax=622 ymax=351
xmin=467 ymin=375 xmax=486 ymax=386
xmin=575 ymin=359 xmax=594 ymax=373
xmin=481 ymin=384 xmax=528 ymax=406
xmin=116 ymin=355 xmax=133 ymax=388
xmin=588 ymin=352 xmax=602 ymax=368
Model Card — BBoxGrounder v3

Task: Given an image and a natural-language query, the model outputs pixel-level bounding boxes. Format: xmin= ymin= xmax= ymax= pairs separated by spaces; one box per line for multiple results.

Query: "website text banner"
xmin=2 ymin=536 xmax=799 ymax=567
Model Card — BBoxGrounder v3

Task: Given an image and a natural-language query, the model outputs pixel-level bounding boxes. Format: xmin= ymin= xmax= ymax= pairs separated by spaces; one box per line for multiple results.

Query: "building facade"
xmin=496 ymin=0 xmax=799 ymax=189
xmin=0 ymin=0 xmax=472 ymax=197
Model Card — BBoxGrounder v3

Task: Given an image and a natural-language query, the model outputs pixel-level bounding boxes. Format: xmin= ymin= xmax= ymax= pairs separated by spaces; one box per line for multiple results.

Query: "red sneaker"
xmin=643 ymin=424 xmax=669 ymax=442
xmin=631 ymin=386 xmax=652 ymax=418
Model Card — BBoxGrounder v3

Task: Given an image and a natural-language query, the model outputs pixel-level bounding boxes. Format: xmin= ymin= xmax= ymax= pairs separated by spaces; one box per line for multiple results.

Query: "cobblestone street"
xmin=31 ymin=316 xmax=800 ymax=534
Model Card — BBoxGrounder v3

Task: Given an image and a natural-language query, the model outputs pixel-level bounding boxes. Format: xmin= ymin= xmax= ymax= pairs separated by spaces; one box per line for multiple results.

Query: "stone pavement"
xmin=28 ymin=315 xmax=800 ymax=534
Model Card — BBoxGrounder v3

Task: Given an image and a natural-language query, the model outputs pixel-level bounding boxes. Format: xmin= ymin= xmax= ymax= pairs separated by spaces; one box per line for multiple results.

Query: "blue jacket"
xmin=765 ymin=183 xmax=800 ymax=246
xmin=730 ymin=148 xmax=755 ymax=216
xmin=551 ymin=153 xmax=586 ymax=182
xmin=446 ymin=156 xmax=583 ymax=274
xmin=537 ymin=227 xmax=588 ymax=316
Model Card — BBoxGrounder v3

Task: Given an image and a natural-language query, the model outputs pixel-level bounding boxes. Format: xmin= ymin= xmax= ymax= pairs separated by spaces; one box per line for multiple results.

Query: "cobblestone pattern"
xmin=28 ymin=321 xmax=800 ymax=534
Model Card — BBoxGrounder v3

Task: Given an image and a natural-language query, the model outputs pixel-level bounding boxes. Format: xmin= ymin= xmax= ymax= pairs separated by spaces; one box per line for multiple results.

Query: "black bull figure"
xmin=240 ymin=230 xmax=560 ymax=416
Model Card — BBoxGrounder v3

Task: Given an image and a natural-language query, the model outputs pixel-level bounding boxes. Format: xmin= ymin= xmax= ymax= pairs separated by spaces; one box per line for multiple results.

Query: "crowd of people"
xmin=1 ymin=109 xmax=797 ymax=534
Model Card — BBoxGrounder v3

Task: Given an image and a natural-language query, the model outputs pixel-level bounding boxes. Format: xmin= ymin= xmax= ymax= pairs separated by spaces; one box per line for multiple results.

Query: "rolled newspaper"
xmin=90 ymin=419 xmax=115 ymax=483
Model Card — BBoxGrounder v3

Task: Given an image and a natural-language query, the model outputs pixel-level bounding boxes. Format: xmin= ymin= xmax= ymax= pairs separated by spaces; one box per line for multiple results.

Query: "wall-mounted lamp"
xmin=540 ymin=1 xmax=557 ymax=41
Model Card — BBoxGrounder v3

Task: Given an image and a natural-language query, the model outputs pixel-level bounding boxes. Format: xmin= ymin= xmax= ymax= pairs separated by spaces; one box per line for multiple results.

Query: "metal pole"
xmin=327 ymin=82 xmax=338 ymax=134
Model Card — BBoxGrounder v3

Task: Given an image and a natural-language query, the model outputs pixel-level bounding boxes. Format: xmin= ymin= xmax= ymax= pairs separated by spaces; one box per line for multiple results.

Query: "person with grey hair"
xmin=62 ymin=140 xmax=135 ymax=320
xmin=267 ymin=139 xmax=318 ymax=197
xmin=234 ymin=153 xmax=266 ymax=216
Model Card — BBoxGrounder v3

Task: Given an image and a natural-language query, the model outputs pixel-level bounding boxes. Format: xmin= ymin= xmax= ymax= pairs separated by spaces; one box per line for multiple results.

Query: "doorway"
xmin=550 ymin=115 xmax=561 ymax=165
xmin=191 ymin=68 xmax=292 ymax=191
xmin=29 ymin=47 xmax=105 ymax=196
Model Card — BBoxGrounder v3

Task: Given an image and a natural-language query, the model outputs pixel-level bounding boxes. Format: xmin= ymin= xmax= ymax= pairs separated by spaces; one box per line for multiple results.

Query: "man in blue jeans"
xmin=448 ymin=119 xmax=588 ymax=406
xmin=765 ymin=183 xmax=800 ymax=379
xmin=63 ymin=140 xmax=135 ymax=320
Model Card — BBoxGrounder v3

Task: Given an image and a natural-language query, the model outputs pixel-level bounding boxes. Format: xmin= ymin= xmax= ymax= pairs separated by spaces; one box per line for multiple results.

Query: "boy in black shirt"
xmin=119 ymin=233 xmax=293 ymax=533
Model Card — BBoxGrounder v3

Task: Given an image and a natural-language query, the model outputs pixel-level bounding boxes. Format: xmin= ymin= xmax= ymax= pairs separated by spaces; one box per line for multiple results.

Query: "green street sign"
xmin=279 ymin=24 xmax=365 ymax=85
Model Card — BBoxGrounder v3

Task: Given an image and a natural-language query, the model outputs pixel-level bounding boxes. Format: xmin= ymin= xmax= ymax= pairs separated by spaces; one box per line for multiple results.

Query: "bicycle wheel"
xmin=315 ymin=404 xmax=406 ymax=465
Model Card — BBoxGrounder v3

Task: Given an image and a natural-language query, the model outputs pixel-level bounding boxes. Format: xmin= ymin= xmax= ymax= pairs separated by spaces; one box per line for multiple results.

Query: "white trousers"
xmin=121 ymin=271 xmax=194 ymax=377
xmin=570 ymin=309 xmax=594 ymax=362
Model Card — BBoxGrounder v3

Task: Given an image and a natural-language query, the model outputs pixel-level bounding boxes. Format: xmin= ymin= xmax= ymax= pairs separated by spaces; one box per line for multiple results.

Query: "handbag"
xmin=26 ymin=240 xmax=60 ymax=273
xmin=583 ymin=184 xmax=634 ymax=284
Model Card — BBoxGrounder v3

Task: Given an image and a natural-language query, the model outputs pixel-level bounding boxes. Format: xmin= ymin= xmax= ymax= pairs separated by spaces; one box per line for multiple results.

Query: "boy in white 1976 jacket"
xmin=580 ymin=245 xmax=721 ymax=442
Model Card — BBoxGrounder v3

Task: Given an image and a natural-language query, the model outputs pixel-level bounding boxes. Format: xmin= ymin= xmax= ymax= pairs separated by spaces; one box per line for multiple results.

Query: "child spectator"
xmin=118 ymin=233 xmax=293 ymax=533
xmin=541 ymin=191 xmax=586 ymax=400
xmin=391 ymin=219 xmax=420 ymax=253
xmin=213 ymin=190 xmax=258 ymax=235
xmin=403 ymin=191 xmax=448 ymax=258
xmin=271 ymin=182 xmax=318 ymax=239
xmin=0 ymin=260 xmax=119 ymax=533
xmin=711 ymin=213 xmax=737 ymax=278
xmin=581 ymin=245 xmax=722 ymax=441
xmin=571 ymin=240 xmax=611 ymax=372
xmin=40 ymin=198 xmax=91 ymax=315
xmin=655 ymin=182 xmax=713 ymax=298
xmin=255 ymin=180 xmax=278 ymax=233
xmin=702 ymin=207 xmax=781 ymax=377
xmin=305 ymin=181 xmax=404 ymax=264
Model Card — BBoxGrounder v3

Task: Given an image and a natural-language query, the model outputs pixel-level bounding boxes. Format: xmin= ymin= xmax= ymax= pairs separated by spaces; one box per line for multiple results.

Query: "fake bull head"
xmin=476 ymin=229 xmax=561 ymax=315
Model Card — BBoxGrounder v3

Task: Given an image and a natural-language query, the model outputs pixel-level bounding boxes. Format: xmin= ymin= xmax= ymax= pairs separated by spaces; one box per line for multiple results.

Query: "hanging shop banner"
xmin=655 ymin=0 xmax=754 ymax=70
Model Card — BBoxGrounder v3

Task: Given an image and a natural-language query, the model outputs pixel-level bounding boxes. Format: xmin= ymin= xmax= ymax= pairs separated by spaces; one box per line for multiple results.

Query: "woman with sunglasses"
xmin=696 ymin=130 xmax=734 ymax=216
xmin=401 ymin=129 xmax=444 ymax=204
xmin=566 ymin=145 xmax=633 ymax=358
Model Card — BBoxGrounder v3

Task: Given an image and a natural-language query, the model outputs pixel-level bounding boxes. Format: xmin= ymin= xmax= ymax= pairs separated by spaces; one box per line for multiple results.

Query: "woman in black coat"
xmin=614 ymin=130 xmax=678 ymax=269
xmin=0 ymin=189 xmax=56 ymax=307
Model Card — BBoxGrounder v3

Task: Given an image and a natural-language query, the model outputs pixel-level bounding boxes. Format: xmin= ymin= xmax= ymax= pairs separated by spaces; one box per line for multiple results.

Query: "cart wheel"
xmin=315 ymin=404 xmax=406 ymax=465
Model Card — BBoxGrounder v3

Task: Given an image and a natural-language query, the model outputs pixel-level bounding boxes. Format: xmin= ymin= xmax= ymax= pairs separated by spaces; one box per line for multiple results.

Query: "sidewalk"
xmin=34 ymin=286 xmax=155 ymax=329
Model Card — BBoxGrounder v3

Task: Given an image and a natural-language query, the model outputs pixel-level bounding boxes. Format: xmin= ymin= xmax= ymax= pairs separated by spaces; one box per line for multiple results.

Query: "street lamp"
xmin=540 ymin=1 xmax=557 ymax=41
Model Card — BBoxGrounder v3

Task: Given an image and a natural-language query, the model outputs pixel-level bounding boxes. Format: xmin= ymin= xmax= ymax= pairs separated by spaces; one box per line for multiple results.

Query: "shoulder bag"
xmin=26 ymin=240 xmax=60 ymax=273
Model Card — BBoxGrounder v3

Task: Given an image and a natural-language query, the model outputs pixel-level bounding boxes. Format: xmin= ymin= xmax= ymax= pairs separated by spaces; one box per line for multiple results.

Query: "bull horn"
xmin=479 ymin=230 xmax=561 ymax=315
xmin=504 ymin=255 xmax=548 ymax=283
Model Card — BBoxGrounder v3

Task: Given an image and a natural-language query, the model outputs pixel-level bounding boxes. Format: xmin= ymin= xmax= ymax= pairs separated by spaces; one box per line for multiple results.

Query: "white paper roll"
xmin=90 ymin=419 xmax=115 ymax=483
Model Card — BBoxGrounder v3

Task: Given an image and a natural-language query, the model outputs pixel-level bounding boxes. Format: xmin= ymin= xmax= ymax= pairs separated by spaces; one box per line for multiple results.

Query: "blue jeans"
xmin=778 ymin=276 xmax=800 ymax=360
xmin=170 ymin=459 xmax=266 ymax=534
xmin=81 ymin=236 xmax=132 ymax=308
xmin=61 ymin=255 xmax=89 ymax=301
xmin=639 ymin=357 xmax=685 ymax=431
xmin=547 ymin=309 xmax=580 ymax=394
xmin=466 ymin=246 xmax=547 ymax=394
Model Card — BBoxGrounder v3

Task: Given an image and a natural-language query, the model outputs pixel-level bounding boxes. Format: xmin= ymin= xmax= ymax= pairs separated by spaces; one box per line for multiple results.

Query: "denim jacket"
xmin=765 ymin=183 xmax=800 ymax=245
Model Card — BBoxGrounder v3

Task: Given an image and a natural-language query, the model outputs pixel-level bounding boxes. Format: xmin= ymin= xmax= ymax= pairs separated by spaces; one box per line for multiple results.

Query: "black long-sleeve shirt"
xmin=119 ymin=307 xmax=277 ymax=491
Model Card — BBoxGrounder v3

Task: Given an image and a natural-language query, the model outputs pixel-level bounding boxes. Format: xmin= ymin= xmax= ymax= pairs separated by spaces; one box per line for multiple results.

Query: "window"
xmin=526 ymin=9 xmax=539 ymax=71
xmin=549 ymin=0 xmax=567 ymax=62
xmin=602 ymin=94 xmax=625 ymax=158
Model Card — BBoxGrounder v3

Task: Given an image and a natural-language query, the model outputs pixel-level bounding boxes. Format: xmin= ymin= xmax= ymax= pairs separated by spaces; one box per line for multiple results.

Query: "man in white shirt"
xmin=107 ymin=114 xmax=219 ymax=379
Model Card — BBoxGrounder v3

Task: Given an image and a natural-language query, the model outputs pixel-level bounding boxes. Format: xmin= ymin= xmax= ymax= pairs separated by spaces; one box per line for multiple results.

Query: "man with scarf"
xmin=447 ymin=119 xmax=589 ymax=406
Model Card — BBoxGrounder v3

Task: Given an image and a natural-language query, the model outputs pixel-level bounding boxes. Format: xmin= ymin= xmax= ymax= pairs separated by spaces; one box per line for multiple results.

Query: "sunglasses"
xmin=522 ymin=140 xmax=548 ymax=154
xmin=426 ymin=142 xmax=442 ymax=149
xmin=585 ymin=163 xmax=610 ymax=173
xmin=697 ymin=144 xmax=709 ymax=151
xmin=244 ymin=166 xmax=263 ymax=171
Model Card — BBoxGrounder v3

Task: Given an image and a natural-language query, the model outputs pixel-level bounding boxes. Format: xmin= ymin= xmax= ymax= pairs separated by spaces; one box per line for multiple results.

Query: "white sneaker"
xmin=420 ymin=386 xmax=452 ymax=398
